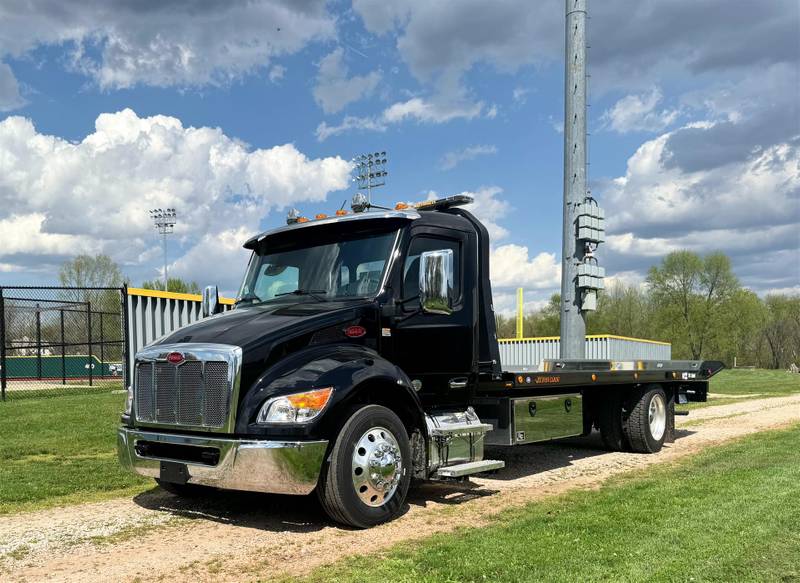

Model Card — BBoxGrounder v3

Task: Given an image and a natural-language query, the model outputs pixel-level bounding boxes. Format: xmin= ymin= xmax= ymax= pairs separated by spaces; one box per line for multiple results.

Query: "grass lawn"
xmin=0 ymin=392 xmax=150 ymax=515
xmin=681 ymin=368 xmax=800 ymax=410
xmin=289 ymin=424 xmax=800 ymax=583
xmin=709 ymin=368 xmax=800 ymax=396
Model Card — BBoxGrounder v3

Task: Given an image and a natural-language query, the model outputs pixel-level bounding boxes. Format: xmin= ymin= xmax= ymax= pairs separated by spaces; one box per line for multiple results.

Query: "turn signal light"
xmin=285 ymin=387 xmax=334 ymax=410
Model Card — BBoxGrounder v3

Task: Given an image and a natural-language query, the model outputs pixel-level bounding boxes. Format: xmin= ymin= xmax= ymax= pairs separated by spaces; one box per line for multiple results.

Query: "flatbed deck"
xmin=477 ymin=359 xmax=724 ymax=399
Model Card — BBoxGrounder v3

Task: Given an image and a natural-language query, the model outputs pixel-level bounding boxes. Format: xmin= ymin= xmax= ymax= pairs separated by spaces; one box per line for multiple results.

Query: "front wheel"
xmin=317 ymin=404 xmax=411 ymax=528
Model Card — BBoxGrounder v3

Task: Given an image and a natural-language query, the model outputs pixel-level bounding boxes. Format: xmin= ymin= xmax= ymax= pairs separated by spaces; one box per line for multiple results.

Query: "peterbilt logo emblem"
xmin=166 ymin=352 xmax=185 ymax=364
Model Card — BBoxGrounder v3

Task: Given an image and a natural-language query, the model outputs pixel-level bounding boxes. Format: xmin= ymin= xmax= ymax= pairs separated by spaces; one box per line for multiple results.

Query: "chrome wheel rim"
xmin=648 ymin=393 xmax=666 ymax=441
xmin=351 ymin=426 xmax=403 ymax=507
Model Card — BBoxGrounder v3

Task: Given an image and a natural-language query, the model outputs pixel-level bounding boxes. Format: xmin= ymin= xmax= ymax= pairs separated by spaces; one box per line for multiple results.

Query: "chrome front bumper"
xmin=117 ymin=427 xmax=328 ymax=495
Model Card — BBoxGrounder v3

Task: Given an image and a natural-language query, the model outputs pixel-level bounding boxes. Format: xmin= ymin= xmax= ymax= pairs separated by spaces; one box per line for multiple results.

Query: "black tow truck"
xmin=118 ymin=194 xmax=723 ymax=528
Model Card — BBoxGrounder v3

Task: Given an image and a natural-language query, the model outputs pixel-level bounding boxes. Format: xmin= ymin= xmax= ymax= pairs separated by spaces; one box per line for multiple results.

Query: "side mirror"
xmin=202 ymin=285 xmax=222 ymax=318
xmin=419 ymin=249 xmax=454 ymax=315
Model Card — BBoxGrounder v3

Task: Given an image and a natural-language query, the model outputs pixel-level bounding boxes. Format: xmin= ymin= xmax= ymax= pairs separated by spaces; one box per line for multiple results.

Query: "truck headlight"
xmin=124 ymin=386 xmax=134 ymax=415
xmin=256 ymin=387 xmax=334 ymax=424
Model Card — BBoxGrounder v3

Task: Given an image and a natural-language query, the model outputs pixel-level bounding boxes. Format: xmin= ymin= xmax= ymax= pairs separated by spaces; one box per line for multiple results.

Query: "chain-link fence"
xmin=0 ymin=286 xmax=129 ymax=400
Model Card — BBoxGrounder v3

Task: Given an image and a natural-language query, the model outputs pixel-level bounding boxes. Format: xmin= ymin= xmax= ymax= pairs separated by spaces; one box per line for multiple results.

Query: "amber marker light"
xmin=286 ymin=387 xmax=334 ymax=410
xmin=296 ymin=216 xmax=309 ymax=223
xmin=395 ymin=202 xmax=409 ymax=210
xmin=591 ymin=374 xmax=597 ymax=382
xmin=257 ymin=387 xmax=334 ymax=424
xmin=315 ymin=213 xmax=328 ymax=220
xmin=517 ymin=375 xmax=524 ymax=384
xmin=335 ymin=209 xmax=348 ymax=216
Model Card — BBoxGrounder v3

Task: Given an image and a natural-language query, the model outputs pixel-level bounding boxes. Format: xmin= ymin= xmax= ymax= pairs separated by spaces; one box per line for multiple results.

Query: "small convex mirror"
xmin=419 ymin=249 xmax=454 ymax=315
xmin=202 ymin=285 xmax=221 ymax=317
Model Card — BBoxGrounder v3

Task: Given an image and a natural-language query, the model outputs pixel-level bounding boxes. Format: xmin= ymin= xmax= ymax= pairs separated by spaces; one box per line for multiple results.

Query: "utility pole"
xmin=149 ymin=208 xmax=177 ymax=291
xmin=560 ymin=0 xmax=605 ymax=360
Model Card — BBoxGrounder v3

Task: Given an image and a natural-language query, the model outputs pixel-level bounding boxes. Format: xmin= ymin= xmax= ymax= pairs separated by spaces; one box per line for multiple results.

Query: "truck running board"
xmin=434 ymin=459 xmax=505 ymax=479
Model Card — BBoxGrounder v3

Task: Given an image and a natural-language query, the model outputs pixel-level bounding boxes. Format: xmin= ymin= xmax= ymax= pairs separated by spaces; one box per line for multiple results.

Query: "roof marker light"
xmin=395 ymin=202 xmax=409 ymax=210
xmin=315 ymin=213 xmax=328 ymax=220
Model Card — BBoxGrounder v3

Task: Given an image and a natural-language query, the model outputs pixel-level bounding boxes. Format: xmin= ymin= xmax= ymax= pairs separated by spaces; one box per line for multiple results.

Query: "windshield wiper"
xmin=235 ymin=292 xmax=261 ymax=306
xmin=275 ymin=289 xmax=329 ymax=302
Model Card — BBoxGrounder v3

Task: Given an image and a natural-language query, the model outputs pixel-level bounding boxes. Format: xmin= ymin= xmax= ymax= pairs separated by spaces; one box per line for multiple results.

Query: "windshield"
xmin=237 ymin=229 xmax=398 ymax=305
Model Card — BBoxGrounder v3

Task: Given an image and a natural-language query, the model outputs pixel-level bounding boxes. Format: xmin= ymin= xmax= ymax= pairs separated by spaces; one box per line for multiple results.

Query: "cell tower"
xmin=149 ymin=208 xmax=177 ymax=291
xmin=560 ymin=0 xmax=605 ymax=359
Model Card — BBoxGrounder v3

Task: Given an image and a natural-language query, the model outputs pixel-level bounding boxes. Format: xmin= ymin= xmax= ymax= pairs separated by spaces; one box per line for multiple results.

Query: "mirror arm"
xmin=396 ymin=294 xmax=420 ymax=306
xmin=393 ymin=307 xmax=423 ymax=323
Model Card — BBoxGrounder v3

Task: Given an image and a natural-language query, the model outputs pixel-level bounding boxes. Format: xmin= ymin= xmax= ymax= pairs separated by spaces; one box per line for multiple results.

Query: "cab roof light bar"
xmin=286 ymin=193 xmax=475 ymax=224
xmin=410 ymin=194 xmax=474 ymax=211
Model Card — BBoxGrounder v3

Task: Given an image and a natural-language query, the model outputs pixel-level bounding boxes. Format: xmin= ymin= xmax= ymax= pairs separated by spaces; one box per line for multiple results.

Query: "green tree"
xmin=141 ymin=278 xmax=202 ymax=294
xmin=707 ymin=288 xmax=766 ymax=367
xmin=588 ymin=282 xmax=655 ymax=339
xmin=59 ymin=254 xmax=125 ymax=288
xmin=56 ymin=254 xmax=126 ymax=360
xmin=647 ymin=251 xmax=738 ymax=359
xmin=759 ymin=294 xmax=800 ymax=369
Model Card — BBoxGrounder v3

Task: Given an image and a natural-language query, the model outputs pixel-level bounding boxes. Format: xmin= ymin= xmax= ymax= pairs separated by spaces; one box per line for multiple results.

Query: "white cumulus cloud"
xmin=0 ymin=0 xmax=335 ymax=90
xmin=313 ymin=48 xmax=381 ymax=114
xmin=316 ymin=93 xmax=490 ymax=141
xmin=439 ymin=144 xmax=497 ymax=170
xmin=0 ymin=109 xmax=352 ymax=289
xmin=490 ymin=245 xmax=561 ymax=290
xmin=601 ymin=87 xmax=680 ymax=133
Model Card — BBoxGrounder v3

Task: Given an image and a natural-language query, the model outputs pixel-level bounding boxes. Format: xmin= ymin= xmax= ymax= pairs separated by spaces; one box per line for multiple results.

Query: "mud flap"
xmin=664 ymin=391 xmax=676 ymax=444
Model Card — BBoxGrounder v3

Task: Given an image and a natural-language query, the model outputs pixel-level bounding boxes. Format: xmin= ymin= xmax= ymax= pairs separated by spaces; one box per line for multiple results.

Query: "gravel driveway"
xmin=2 ymin=394 xmax=799 ymax=583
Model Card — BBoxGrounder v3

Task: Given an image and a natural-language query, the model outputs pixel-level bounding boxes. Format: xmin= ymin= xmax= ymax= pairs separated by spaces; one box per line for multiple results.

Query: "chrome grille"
xmin=135 ymin=359 xmax=231 ymax=428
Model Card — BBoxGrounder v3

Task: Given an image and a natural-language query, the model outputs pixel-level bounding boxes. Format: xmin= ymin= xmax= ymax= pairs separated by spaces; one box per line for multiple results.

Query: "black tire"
xmin=155 ymin=479 xmax=210 ymax=497
xmin=625 ymin=385 xmax=668 ymax=453
xmin=598 ymin=391 xmax=629 ymax=452
xmin=317 ymin=404 xmax=412 ymax=528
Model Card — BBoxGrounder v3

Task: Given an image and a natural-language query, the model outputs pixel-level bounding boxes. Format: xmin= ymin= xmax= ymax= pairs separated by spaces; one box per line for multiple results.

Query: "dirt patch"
xmin=2 ymin=394 xmax=799 ymax=583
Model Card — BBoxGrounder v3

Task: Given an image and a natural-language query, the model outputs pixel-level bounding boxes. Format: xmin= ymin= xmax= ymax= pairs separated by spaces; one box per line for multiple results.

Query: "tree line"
xmin=496 ymin=251 xmax=799 ymax=369
xmin=58 ymin=254 xmax=201 ymax=294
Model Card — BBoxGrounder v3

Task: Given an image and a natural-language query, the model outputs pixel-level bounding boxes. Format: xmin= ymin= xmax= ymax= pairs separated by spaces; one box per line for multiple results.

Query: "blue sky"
xmin=0 ymin=0 xmax=797 ymax=313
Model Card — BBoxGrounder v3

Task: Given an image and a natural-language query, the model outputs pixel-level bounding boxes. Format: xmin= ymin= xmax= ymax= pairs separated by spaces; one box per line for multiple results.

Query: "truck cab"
xmin=118 ymin=195 xmax=721 ymax=528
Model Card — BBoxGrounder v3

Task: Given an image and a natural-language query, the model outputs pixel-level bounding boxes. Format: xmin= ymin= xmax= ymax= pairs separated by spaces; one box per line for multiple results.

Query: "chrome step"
xmin=434 ymin=459 xmax=505 ymax=479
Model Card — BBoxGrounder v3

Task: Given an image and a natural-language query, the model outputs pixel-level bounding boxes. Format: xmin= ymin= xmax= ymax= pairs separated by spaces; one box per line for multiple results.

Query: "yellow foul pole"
xmin=516 ymin=287 xmax=524 ymax=339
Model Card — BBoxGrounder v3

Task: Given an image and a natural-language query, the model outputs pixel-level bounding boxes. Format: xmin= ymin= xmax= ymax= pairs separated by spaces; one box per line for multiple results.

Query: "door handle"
xmin=448 ymin=377 xmax=468 ymax=389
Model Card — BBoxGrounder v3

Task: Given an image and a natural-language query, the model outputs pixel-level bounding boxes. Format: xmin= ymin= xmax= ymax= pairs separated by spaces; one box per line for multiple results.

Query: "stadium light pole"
xmin=149 ymin=208 xmax=177 ymax=291
xmin=352 ymin=152 xmax=388 ymax=205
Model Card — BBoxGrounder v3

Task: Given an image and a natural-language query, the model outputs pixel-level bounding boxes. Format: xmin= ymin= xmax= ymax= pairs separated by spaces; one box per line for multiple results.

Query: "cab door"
xmin=391 ymin=227 xmax=477 ymax=396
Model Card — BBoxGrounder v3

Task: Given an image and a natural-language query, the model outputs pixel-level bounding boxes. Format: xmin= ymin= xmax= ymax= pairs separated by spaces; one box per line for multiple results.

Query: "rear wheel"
xmin=598 ymin=391 xmax=629 ymax=452
xmin=317 ymin=405 xmax=411 ymax=528
xmin=625 ymin=385 xmax=668 ymax=453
